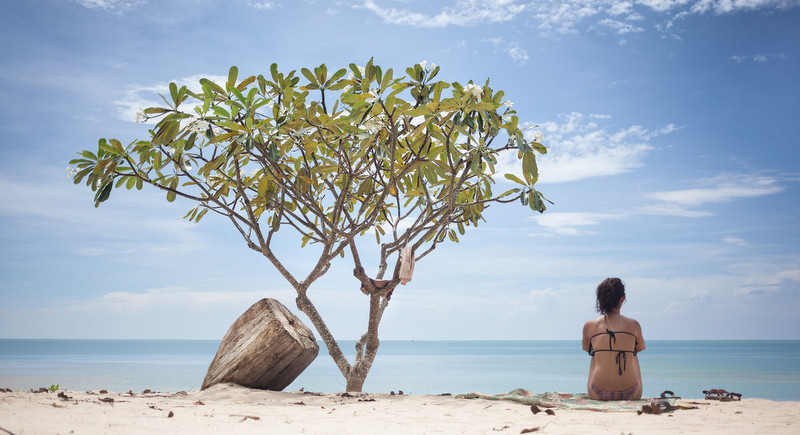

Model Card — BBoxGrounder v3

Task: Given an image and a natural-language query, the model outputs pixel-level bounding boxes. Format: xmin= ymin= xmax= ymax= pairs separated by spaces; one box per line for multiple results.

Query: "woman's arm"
xmin=582 ymin=321 xmax=592 ymax=353
xmin=633 ymin=319 xmax=646 ymax=353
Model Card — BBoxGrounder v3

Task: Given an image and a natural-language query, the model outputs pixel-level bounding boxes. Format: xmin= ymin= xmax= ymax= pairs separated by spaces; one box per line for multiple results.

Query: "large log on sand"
xmin=202 ymin=298 xmax=319 ymax=391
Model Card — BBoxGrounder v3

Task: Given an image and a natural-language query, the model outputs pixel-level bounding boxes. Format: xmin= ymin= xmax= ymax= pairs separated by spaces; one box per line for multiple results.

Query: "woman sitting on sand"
xmin=582 ymin=277 xmax=645 ymax=401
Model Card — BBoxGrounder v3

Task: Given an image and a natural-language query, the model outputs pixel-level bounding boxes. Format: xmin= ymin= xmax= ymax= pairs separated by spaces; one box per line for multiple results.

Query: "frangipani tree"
xmin=70 ymin=60 xmax=548 ymax=392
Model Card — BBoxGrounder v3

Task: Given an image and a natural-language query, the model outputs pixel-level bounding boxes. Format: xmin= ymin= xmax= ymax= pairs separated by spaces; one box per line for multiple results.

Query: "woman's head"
xmin=596 ymin=277 xmax=626 ymax=315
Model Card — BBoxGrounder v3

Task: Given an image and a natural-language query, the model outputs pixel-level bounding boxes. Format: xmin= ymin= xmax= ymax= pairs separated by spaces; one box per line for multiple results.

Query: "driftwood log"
xmin=201 ymin=298 xmax=319 ymax=391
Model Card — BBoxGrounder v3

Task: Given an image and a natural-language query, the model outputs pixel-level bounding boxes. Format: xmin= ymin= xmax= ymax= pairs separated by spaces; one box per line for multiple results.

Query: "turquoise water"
xmin=1 ymin=340 xmax=798 ymax=400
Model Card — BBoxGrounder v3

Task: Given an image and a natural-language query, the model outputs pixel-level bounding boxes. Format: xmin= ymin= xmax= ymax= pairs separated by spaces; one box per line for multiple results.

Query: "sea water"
xmin=0 ymin=340 xmax=798 ymax=401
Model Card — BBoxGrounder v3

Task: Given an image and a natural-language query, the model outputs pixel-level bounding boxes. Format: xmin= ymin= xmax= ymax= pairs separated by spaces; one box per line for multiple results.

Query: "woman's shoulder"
xmin=583 ymin=316 xmax=606 ymax=334
xmin=619 ymin=315 xmax=642 ymax=330
xmin=583 ymin=315 xmax=604 ymax=328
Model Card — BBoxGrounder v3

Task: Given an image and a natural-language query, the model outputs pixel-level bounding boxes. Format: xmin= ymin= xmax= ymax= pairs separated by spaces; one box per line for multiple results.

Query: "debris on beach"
xmin=231 ymin=414 xmax=260 ymax=422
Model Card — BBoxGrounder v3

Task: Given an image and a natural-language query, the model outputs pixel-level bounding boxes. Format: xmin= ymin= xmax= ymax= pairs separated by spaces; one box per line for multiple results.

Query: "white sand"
xmin=2 ymin=383 xmax=799 ymax=434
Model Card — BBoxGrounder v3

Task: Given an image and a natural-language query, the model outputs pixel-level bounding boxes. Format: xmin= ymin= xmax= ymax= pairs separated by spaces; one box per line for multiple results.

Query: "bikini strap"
xmin=587 ymin=329 xmax=637 ymax=375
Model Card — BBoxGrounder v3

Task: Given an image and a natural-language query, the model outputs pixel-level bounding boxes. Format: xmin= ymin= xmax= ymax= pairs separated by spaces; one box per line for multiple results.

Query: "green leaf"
xmin=530 ymin=190 xmax=545 ymax=213
xmin=152 ymin=120 xmax=180 ymax=146
xmin=504 ymin=173 xmax=526 ymax=186
xmin=227 ymin=66 xmax=238 ymax=90
xmin=522 ymin=151 xmax=538 ymax=185
xmin=301 ymin=68 xmax=317 ymax=85
xmin=94 ymin=182 xmax=112 ymax=207
xmin=530 ymin=142 xmax=547 ymax=154
xmin=169 ymin=82 xmax=178 ymax=105
xmin=144 ymin=107 xmax=169 ymax=115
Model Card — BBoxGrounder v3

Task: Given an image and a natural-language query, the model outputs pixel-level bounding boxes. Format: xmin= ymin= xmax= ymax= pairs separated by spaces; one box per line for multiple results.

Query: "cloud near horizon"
xmin=68 ymin=286 xmax=296 ymax=312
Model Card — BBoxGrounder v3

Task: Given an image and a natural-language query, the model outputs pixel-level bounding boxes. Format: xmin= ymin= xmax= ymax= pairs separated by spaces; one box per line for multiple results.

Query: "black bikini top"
xmin=588 ymin=328 xmax=639 ymax=376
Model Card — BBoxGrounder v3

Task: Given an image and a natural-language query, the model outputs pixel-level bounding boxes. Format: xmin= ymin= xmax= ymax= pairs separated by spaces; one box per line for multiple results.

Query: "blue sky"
xmin=0 ymin=0 xmax=798 ymax=342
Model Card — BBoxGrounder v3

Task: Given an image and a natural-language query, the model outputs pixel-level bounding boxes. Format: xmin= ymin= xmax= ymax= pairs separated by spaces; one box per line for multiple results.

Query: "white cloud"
xmin=246 ymin=1 xmax=276 ymax=10
xmin=637 ymin=0 xmax=694 ymax=13
xmin=358 ymin=0 xmax=799 ymax=38
xmin=731 ymin=53 xmax=787 ymax=63
xmin=641 ymin=174 xmax=784 ymax=217
xmin=531 ymin=211 xmax=624 ymax=236
xmin=74 ymin=0 xmax=146 ymax=13
xmin=636 ymin=202 xmax=713 ymax=217
xmin=71 ymin=286 xmax=294 ymax=312
xmin=484 ymin=37 xmax=529 ymax=63
xmin=690 ymin=0 xmax=800 ymax=14
xmin=721 ymin=236 xmax=748 ymax=246
xmin=357 ymin=0 xmax=526 ymax=27
xmin=114 ymin=74 xmax=228 ymax=122
xmin=531 ymin=0 xmax=601 ymax=35
xmin=498 ymin=112 xmax=671 ymax=184
xmin=506 ymin=45 xmax=530 ymax=62
xmin=735 ymin=261 xmax=800 ymax=295
xmin=647 ymin=175 xmax=784 ymax=206
xmin=597 ymin=17 xmax=645 ymax=34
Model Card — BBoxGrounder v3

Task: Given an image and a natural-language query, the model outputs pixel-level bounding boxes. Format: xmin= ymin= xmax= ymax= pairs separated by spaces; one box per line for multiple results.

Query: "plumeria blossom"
xmin=503 ymin=100 xmax=514 ymax=109
xmin=363 ymin=112 xmax=387 ymax=131
xmin=419 ymin=60 xmax=428 ymax=70
xmin=65 ymin=166 xmax=77 ymax=179
xmin=135 ymin=111 xmax=145 ymax=124
xmin=464 ymin=83 xmax=483 ymax=98
xmin=533 ymin=130 xmax=543 ymax=143
xmin=188 ymin=118 xmax=210 ymax=134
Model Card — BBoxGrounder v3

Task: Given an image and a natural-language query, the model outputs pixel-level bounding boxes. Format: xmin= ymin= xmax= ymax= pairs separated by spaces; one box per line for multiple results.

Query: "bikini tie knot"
xmin=616 ymin=351 xmax=627 ymax=375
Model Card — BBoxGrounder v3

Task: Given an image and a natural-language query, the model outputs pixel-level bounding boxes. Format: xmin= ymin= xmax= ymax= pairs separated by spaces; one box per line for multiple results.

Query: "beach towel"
xmin=456 ymin=389 xmax=676 ymax=412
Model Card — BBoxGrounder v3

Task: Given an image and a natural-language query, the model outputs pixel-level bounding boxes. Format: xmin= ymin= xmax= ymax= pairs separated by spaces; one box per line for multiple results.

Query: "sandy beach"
xmin=1 ymin=383 xmax=798 ymax=434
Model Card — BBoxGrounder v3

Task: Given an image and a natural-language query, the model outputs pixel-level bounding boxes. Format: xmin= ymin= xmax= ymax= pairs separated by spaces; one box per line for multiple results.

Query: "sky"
xmin=0 ymin=0 xmax=798 ymax=343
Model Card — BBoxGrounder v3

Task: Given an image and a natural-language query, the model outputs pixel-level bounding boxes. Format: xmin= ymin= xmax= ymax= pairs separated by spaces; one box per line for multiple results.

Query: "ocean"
xmin=1 ymin=340 xmax=798 ymax=401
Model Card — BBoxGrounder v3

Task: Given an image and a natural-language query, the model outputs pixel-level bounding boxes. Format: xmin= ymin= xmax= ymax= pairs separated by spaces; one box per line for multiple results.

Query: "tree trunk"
xmin=202 ymin=298 xmax=319 ymax=391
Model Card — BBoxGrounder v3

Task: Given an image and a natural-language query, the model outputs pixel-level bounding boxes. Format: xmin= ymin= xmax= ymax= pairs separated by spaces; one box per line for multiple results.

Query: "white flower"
xmin=464 ymin=83 xmax=483 ymax=98
xmin=430 ymin=62 xmax=437 ymax=70
xmin=65 ymin=167 xmax=77 ymax=179
xmin=189 ymin=119 xmax=210 ymax=134
xmin=135 ymin=111 xmax=145 ymax=124
xmin=533 ymin=130 xmax=543 ymax=143
xmin=419 ymin=60 xmax=428 ymax=70
xmin=503 ymin=101 xmax=514 ymax=109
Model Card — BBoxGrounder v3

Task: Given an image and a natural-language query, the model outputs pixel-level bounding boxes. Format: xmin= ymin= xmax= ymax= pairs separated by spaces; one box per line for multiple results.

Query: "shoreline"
xmin=2 ymin=384 xmax=799 ymax=434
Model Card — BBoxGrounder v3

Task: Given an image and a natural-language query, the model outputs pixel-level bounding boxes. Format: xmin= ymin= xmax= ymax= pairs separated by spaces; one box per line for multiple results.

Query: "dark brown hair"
xmin=596 ymin=277 xmax=626 ymax=315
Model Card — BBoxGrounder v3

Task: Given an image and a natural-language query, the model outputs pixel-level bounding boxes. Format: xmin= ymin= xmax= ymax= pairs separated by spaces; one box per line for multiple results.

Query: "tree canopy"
xmin=70 ymin=59 xmax=548 ymax=391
